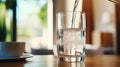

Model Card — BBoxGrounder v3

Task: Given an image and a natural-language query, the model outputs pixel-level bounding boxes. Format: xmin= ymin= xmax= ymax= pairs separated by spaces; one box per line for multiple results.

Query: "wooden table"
xmin=0 ymin=55 xmax=120 ymax=67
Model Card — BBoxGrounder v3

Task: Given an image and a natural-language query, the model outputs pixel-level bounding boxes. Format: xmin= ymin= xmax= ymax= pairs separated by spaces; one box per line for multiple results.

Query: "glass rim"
xmin=56 ymin=11 xmax=85 ymax=14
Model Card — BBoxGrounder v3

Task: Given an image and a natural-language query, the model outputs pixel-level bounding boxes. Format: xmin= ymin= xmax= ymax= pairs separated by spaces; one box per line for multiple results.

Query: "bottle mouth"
xmin=109 ymin=0 xmax=120 ymax=4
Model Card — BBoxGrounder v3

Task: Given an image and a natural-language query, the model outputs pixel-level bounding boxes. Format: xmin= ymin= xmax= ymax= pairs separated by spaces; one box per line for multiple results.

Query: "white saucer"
xmin=0 ymin=53 xmax=33 ymax=60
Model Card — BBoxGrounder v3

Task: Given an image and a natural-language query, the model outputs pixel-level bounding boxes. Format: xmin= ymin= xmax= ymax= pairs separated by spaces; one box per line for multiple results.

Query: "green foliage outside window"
xmin=38 ymin=2 xmax=47 ymax=29
xmin=0 ymin=2 xmax=7 ymax=41
xmin=0 ymin=0 xmax=15 ymax=41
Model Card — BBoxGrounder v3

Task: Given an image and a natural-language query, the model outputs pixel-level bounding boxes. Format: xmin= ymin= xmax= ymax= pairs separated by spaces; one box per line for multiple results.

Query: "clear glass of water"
xmin=56 ymin=11 xmax=86 ymax=62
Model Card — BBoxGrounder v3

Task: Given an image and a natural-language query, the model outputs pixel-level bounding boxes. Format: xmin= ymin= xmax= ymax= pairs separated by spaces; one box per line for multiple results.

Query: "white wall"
xmin=93 ymin=0 xmax=116 ymax=32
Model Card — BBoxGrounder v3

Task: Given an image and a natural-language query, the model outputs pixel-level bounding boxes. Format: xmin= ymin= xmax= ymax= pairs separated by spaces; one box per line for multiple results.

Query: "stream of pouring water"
xmin=71 ymin=0 xmax=80 ymax=28
xmin=69 ymin=0 xmax=83 ymax=62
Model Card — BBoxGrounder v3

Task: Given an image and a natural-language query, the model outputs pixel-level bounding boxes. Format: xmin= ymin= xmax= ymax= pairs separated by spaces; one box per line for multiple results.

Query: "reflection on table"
xmin=0 ymin=55 xmax=120 ymax=67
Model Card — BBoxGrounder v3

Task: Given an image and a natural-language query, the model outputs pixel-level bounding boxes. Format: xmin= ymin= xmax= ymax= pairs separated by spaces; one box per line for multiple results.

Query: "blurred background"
xmin=0 ymin=0 xmax=119 ymax=55
xmin=0 ymin=0 xmax=53 ymax=54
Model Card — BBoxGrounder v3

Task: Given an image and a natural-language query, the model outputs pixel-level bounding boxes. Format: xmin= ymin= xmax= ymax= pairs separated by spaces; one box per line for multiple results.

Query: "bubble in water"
xmin=63 ymin=28 xmax=84 ymax=55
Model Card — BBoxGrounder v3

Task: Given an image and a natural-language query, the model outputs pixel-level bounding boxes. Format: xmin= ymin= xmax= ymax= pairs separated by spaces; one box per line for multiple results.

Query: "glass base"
xmin=58 ymin=56 xmax=84 ymax=62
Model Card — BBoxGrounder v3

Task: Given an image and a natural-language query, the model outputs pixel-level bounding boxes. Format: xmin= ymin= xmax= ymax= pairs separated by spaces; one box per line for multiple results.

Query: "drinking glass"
xmin=56 ymin=11 xmax=86 ymax=62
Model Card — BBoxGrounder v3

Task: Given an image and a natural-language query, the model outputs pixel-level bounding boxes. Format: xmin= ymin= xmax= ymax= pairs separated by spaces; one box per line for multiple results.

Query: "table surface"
xmin=0 ymin=55 xmax=120 ymax=67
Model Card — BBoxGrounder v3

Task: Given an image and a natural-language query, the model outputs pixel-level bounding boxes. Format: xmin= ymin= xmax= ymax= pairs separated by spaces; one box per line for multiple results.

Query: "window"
xmin=17 ymin=0 xmax=53 ymax=52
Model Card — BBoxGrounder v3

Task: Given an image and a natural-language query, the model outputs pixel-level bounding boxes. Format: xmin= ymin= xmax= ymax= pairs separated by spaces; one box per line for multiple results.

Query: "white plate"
xmin=0 ymin=53 xmax=33 ymax=60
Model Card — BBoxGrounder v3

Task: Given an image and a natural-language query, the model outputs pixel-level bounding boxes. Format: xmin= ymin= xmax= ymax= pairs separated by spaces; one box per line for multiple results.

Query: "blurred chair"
xmin=91 ymin=30 xmax=114 ymax=55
